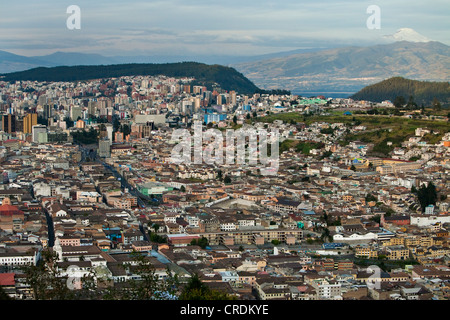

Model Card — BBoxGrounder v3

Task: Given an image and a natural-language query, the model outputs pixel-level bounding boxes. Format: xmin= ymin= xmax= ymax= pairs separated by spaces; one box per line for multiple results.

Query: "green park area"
xmin=257 ymin=112 xmax=449 ymax=157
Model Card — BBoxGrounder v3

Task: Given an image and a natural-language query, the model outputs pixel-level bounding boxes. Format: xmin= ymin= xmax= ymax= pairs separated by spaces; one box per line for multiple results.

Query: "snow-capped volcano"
xmin=383 ymin=28 xmax=431 ymax=43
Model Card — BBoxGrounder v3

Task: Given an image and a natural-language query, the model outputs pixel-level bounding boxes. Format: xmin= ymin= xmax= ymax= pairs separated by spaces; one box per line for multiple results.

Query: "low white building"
xmin=0 ymin=250 xmax=40 ymax=267
xmin=333 ymin=232 xmax=378 ymax=242
xmin=410 ymin=215 xmax=450 ymax=227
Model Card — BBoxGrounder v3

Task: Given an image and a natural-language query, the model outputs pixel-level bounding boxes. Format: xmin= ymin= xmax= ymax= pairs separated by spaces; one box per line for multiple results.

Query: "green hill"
xmin=350 ymin=77 xmax=450 ymax=106
xmin=0 ymin=62 xmax=260 ymax=94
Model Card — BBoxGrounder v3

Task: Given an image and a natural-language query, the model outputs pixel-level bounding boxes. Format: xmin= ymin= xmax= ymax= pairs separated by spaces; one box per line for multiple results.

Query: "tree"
xmin=64 ymin=116 xmax=74 ymax=128
xmin=179 ymin=274 xmax=235 ymax=300
xmin=216 ymin=169 xmax=223 ymax=181
xmin=24 ymin=249 xmax=76 ymax=300
xmin=394 ymin=96 xmax=406 ymax=108
xmin=120 ymin=124 xmax=131 ymax=137
xmin=365 ymin=193 xmax=377 ymax=202
xmin=0 ymin=286 xmax=11 ymax=300
xmin=432 ymin=98 xmax=442 ymax=112
xmin=149 ymin=231 xmax=167 ymax=243
xmin=180 ymin=185 xmax=186 ymax=192
xmin=104 ymin=251 xmax=179 ymax=300
xmin=406 ymin=95 xmax=417 ymax=110
xmin=223 ymin=176 xmax=231 ymax=184
xmin=190 ymin=237 xmax=208 ymax=249
xmin=417 ymin=182 xmax=438 ymax=212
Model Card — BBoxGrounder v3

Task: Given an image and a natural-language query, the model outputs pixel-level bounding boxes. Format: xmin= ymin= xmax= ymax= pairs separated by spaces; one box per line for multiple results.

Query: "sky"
xmin=0 ymin=0 xmax=449 ymax=57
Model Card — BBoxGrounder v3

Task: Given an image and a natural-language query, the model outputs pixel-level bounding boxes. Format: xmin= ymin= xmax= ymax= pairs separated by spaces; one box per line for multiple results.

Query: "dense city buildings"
xmin=0 ymin=75 xmax=448 ymax=301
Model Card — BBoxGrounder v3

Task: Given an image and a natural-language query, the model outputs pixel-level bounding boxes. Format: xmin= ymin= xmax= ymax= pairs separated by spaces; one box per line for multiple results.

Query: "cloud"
xmin=0 ymin=1 xmax=448 ymax=56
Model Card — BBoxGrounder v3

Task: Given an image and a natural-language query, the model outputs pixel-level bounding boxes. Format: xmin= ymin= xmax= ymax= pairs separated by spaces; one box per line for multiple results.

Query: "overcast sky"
xmin=1 ymin=0 xmax=449 ymax=57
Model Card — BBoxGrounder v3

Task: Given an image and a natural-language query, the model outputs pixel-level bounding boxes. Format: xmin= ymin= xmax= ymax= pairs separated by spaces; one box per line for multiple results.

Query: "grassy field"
xmin=257 ymin=112 xmax=449 ymax=156
xmin=257 ymin=111 xmax=448 ymax=127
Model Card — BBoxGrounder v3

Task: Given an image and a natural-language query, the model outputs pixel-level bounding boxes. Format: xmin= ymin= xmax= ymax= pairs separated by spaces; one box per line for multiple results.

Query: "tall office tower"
xmin=105 ymin=123 xmax=113 ymax=142
xmin=194 ymin=96 xmax=201 ymax=112
xmin=87 ymin=101 xmax=97 ymax=116
xmin=43 ymin=104 xmax=52 ymax=119
xmin=15 ymin=118 xmax=23 ymax=133
xmin=2 ymin=114 xmax=16 ymax=133
xmin=70 ymin=106 xmax=82 ymax=121
xmin=230 ymin=91 xmax=237 ymax=106
xmin=98 ymin=138 xmax=111 ymax=158
xmin=23 ymin=113 xmax=38 ymax=134
xmin=204 ymin=91 xmax=212 ymax=104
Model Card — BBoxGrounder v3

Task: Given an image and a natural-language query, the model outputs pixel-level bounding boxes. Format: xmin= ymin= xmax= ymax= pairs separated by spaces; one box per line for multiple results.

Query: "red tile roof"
xmin=0 ymin=273 xmax=15 ymax=286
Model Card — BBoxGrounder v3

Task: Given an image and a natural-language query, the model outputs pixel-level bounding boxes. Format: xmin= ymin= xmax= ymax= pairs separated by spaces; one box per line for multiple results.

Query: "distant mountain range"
xmin=0 ymin=47 xmax=329 ymax=74
xmin=0 ymin=40 xmax=448 ymax=98
xmin=233 ymin=41 xmax=450 ymax=97
xmin=0 ymin=62 xmax=260 ymax=94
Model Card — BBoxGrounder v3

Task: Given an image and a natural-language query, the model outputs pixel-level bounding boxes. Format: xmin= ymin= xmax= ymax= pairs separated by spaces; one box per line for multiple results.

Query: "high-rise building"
xmin=23 ymin=113 xmax=37 ymax=134
xmin=70 ymin=106 xmax=82 ymax=121
xmin=194 ymin=97 xmax=201 ymax=112
xmin=99 ymin=138 xmax=111 ymax=158
xmin=230 ymin=91 xmax=237 ymax=106
xmin=43 ymin=104 xmax=52 ymax=119
xmin=2 ymin=114 xmax=16 ymax=133
xmin=87 ymin=101 xmax=97 ymax=116
xmin=105 ymin=123 xmax=113 ymax=142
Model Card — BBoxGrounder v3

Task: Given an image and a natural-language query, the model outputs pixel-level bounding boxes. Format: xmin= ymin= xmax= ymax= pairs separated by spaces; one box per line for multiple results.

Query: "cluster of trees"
xmin=71 ymin=127 xmax=99 ymax=144
xmin=365 ymin=193 xmax=378 ymax=202
xmin=412 ymin=182 xmax=438 ymax=212
xmin=394 ymin=96 xmax=443 ymax=112
xmin=148 ymin=231 xmax=166 ymax=244
xmin=178 ymin=274 xmax=235 ymax=300
xmin=190 ymin=237 xmax=209 ymax=249
xmin=295 ymin=141 xmax=325 ymax=155
xmin=371 ymin=140 xmax=394 ymax=157
xmin=320 ymin=127 xmax=335 ymax=135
